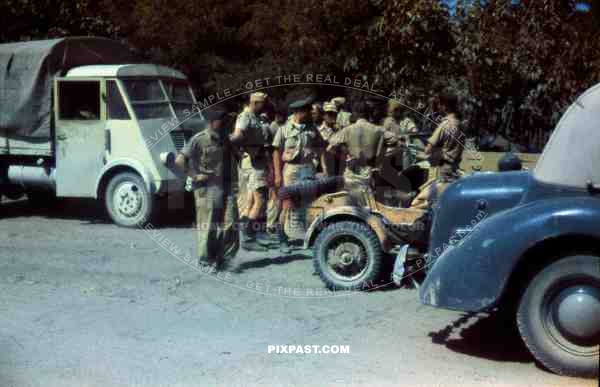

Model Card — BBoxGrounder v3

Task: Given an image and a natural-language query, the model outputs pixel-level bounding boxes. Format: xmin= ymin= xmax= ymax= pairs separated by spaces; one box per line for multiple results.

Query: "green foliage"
xmin=1 ymin=0 xmax=599 ymax=145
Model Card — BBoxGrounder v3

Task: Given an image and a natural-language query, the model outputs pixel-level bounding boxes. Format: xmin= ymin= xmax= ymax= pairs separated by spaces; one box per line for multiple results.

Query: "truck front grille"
xmin=169 ymin=131 xmax=190 ymax=152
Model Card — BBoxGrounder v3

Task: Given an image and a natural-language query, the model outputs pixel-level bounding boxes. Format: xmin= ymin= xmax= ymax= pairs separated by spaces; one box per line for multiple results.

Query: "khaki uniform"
xmin=411 ymin=114 xmax=463 ymax=209
xmin=410 ymin=165 xmax=458 ymax=209
xmin=318 ymin=121 xmax=344 ymax=176
xmin=266 ymin=120 xmax=286 ymax=230
xmin=328 ymin=119 xmax=398 ymax=198
xmin=272 ymin=120 xmax=324 ymax=240
xmin=181 ymin=129 xmax=239 ymax=264
xmin=234 ymin=109 xmax=271 ymax=192
xmin=336 ymin=110 xmax=352 ymax=129
xmin=425 ymin=113 xmax=463 ymax=182
xmin=237 ymin=153 xmax=254 ymax=216
xmin=383 ymin=116 xmax=417 ymax=136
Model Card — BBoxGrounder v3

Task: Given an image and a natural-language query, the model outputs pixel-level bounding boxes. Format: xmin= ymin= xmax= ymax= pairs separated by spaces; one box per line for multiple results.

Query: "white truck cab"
xmin=0 ymin=38 xmax=205 ymax=226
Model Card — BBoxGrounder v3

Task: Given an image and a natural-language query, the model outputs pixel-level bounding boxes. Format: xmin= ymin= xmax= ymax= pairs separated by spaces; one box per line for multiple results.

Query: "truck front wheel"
xmin=104 ymin=172 xmax=154 ymax=227
xmin=516 ymin=255 xmax=600 ymax=378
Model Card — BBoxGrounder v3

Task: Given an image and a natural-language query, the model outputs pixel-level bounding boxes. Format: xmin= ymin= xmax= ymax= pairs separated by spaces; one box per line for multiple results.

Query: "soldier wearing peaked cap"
xmin=175 ymin=108 xmax=240 ymax=269
xmin=272 ymin=96 xmax=326 ymax=242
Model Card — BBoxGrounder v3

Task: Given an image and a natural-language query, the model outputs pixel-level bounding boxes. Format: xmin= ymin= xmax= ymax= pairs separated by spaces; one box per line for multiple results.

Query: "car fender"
xmin=420 ymin=196 xmax=600 ymax=311
xmin=303 ymin=205 xmax=390 ymax=251
xmin=94 ymin=158 xmax=156 ymax=198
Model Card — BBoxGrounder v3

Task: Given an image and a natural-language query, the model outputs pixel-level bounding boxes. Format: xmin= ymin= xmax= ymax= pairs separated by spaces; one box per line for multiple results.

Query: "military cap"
xmin=323 ymin=102 xmax=338 ymax=113
xmin=388 ymin=99 xmax=403 ymax=112
xmin=331 ymin=97 xmax=346 ymax=106
xmin=203 ymin=108 xmax=228 ymax=121
xmin=288 ymin=95 xmax=315 ymax=111
xmin=250 ymin=92 xmax=268 ymax=102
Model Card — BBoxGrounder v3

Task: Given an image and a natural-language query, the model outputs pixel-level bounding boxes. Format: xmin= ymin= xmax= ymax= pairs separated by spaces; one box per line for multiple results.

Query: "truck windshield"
xmin=122 ymin=79 xmax=172 ymax=119
xmin=163 ymin=80 xmax=202 ymax=123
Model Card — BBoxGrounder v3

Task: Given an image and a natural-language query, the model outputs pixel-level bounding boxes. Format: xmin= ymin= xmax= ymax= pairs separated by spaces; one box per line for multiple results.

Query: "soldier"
xmin=272 ymin=96 xmax=325 ymax=242
xmin=265 ymin=107 xmax=287 ymax=237
xmin=230 ymin=92 xmax=274 ymax=249
xmin=331 ymin=97 xmax=352 ymax=128
xmin=410 ymin=92 xmax=463 ymax=209
xmin=311 ymin=103 xmax=323 ymax=127
xmin=424 ymin=91 xmax=463 ymax=179
xmin=174 ymin=109 xmax=239 ymax=269
xmin=318 ymin=102 xmax=344 ymax=176
xmin=327 ymin=100 xmax=399 ymax=202
xmin=383 ymin=99 xmax=418 ymax=138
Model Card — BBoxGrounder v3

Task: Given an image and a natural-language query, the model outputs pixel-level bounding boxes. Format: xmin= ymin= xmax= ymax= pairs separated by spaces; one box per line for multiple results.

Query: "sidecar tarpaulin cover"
xmin=0 ymin=37 xmax=133 ymax=142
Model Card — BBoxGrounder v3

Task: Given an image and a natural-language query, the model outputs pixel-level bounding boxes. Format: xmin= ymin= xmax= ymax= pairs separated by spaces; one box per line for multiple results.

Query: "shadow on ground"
xmin=233 ymin=253 xmax=312 ymax=273
xmin=429 ymin=311 xmax=534 ymax=363
xmin=0 ymin=196 xmax=195 ymax=227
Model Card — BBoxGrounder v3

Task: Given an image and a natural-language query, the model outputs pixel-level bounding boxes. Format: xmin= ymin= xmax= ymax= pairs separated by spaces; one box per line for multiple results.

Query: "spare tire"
xmin=278 ymin=175 xmax=344 ymax=202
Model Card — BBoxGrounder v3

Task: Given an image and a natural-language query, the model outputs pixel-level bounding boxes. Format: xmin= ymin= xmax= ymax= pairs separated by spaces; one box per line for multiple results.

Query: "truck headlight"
xmin=159 ymin=151 xmax=175 ymax=167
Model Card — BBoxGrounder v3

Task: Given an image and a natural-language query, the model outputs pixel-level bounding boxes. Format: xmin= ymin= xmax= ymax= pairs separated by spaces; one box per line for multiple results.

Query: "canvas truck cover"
xmin=0 ymin=37 xmax=133 ymax=141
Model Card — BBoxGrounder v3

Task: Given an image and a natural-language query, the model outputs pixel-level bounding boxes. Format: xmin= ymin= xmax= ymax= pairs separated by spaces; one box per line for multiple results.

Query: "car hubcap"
xmin=552 ymin=285 xmax=600 ymax=346
xmin=327 ymin=237 xmax=367 ymax=281
xmin=115 ymin=182 xmax=143 ymax=218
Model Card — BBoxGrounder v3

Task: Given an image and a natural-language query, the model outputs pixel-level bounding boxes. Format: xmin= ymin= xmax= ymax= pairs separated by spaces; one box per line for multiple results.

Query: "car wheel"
xmin=104 ymin=172 xmax=154 ymax=228
xmin=313 ymin=221 xmax=383 ymax=291
xmin=516 ymin=255 xmax=600 ymax=378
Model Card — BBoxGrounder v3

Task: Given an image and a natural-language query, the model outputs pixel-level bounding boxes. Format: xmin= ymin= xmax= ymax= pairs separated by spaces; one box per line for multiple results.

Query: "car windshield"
xmin=533 ymin=82 xmax=600 ymax=188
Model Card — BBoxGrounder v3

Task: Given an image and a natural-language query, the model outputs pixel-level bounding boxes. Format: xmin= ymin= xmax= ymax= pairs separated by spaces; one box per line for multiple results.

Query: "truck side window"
xmin=58 ymin=81 xmax=100 ymax=120
xmin=107 ymin=81 xmax=130 ymax=119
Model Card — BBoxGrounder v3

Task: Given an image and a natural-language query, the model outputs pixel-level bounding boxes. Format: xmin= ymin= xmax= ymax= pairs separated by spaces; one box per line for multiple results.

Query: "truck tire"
xmin=516 ymin=255 xmax=600 ymax=378
xmin=313 ymin=221 xmax=383 ymax=291
xmin=104 ymin=172 xmax=154 ymax=228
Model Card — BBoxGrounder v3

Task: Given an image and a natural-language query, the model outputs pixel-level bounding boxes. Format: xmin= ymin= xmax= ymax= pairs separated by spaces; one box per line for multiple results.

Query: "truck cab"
xmin=53 ymin=65 xmax=203 ymax=226
xmin=0 ymin=38 xmax=204 ymax=226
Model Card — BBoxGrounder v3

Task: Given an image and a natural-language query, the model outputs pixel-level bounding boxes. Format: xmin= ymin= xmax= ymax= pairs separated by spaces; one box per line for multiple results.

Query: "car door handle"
xmin=56 ymin=134 xmax=67 ymax=141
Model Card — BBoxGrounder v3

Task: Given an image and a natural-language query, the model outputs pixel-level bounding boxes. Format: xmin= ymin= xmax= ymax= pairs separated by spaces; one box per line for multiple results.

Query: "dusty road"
xmin=0 ymin=198 xmax=596 ymax=387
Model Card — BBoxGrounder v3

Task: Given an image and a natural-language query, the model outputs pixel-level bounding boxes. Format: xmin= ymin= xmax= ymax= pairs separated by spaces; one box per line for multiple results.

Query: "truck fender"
xmin=420 ymin=196 xmax=600 ymax=312
xmin=94 ymin=158 xmax=156 ymax=199
xmin=303 ymin=205 xmax=390 ymax=251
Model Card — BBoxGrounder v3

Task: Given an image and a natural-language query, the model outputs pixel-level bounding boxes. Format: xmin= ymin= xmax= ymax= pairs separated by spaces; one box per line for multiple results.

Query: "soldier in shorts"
xmin=230 ymin=92 xmax=273 ymax=249
xmin=272 ymin=96 xmax=325 ymax=243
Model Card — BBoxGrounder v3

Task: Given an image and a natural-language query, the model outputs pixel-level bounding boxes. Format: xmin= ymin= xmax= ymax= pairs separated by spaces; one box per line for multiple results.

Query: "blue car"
xmin=419 ymin=84 xmax=600 ymax=377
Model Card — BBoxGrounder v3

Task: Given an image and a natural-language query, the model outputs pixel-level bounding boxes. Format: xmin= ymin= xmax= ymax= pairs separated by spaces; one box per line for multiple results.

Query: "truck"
xmin=0 ymin=37 xmax=204 ymax=226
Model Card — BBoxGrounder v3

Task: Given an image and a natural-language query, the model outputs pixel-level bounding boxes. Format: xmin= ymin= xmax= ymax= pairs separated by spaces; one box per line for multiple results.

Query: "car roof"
xmin=534 ymin=82 xmax=600 ymax=188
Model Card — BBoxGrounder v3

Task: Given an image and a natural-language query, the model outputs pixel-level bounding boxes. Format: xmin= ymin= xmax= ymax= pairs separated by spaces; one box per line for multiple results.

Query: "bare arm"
xmin=175 ymin=154 xmax=189 ymax=176
xmin=273 ymin=149 xmax=282 ymax=188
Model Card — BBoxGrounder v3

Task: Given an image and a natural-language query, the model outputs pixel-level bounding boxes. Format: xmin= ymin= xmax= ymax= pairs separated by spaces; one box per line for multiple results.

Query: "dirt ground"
xmin=0 ymin=198 xmax=596 ymax=387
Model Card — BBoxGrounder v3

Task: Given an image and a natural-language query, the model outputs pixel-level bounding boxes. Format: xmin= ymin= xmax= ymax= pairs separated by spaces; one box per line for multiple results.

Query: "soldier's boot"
xmin=240 ymin=219 xmax=268 ymax=252
xmin=278 ymin=227 xmax=292 ymax=254
xmin=251 ymin=219 xmax=279 ymax=247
